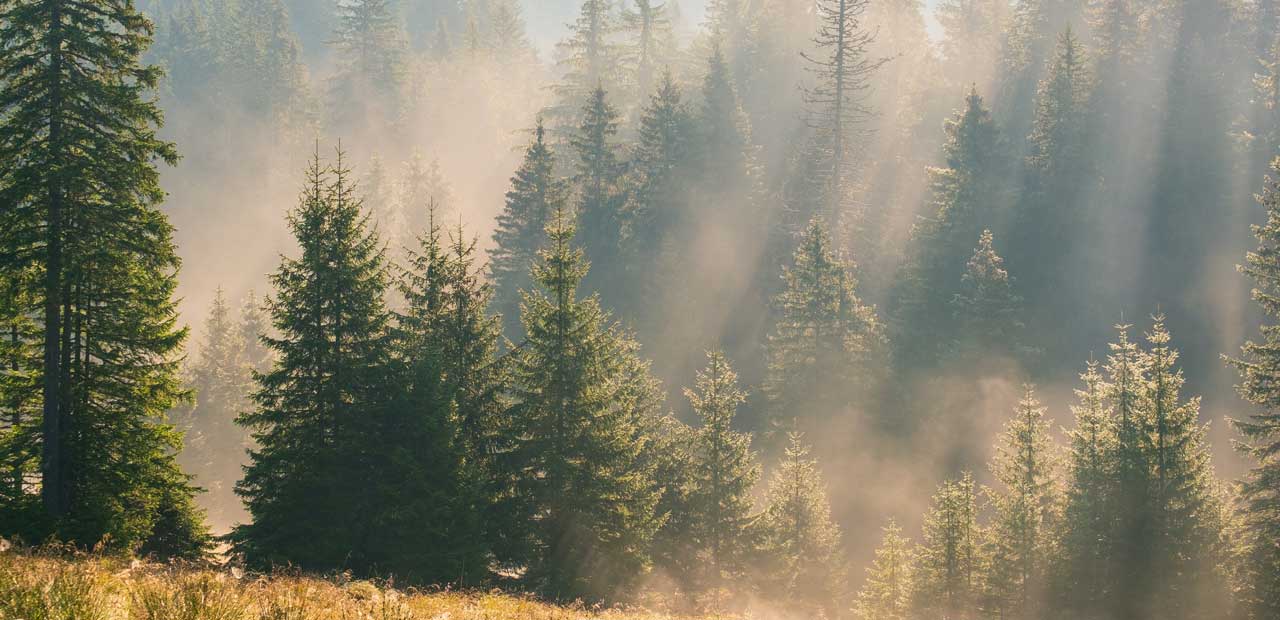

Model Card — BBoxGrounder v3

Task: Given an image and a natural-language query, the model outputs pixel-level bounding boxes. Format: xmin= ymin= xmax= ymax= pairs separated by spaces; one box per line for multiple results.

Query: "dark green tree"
xmin=551 ymin=0 xmax=622 ymax=125
xmin=232 ymin=148 xmax=395 ymax=574
xmin=0 ymin=0 xmax=208 ymax=555
xmin=503 ymin=205 xmax=663 ymax=601
xmin=891 ymin=89 xmax=1011 ymax=369
xmin=490 ymin=120 xmax=572 ymax=339
xmin=571 ymin=87 xmax=627 ymax=297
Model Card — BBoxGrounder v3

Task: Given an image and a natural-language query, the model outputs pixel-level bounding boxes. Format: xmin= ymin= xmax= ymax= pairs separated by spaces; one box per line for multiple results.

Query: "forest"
xmin=3 ymin=0 xmax=1280 ymax=618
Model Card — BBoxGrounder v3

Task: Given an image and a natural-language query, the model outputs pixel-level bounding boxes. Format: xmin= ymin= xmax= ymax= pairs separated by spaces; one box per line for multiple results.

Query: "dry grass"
xmin=0 ymin=549 xmax=716 ymax=620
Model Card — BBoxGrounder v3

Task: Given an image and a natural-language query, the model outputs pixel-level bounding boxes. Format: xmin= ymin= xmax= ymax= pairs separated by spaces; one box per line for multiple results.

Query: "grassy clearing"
xmin=0 ymin=549 xmax=713 ymax=620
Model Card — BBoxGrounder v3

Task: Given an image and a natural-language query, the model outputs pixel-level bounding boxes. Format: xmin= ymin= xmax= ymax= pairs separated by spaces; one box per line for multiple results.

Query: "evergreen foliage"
xmin=764 ymin=217 xmax=882 ymax=429
xmin=1230 ymin=156 xmax=1280 ymax=619
xmin=912 ymin=473 xmax=984 ymax=619
xmin=853 ymin=520 xmax=914 ymax=620
xmin=503 ymin=205 xmax=663 ymax=601
xmin=755 ymin=432 xmax=846 ymax=617
xmin=0 ymin=0 xmax=208 ymax=555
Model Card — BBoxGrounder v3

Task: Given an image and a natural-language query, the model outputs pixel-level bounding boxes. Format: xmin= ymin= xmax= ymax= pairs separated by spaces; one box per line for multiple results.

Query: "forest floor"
xmin=0 ymin=547 xmax=714 ymax=620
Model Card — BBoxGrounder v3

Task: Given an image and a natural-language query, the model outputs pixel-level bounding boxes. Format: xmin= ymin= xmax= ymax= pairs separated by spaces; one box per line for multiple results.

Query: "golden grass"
xmin=0 ymin=550 xmax=714 ymax=620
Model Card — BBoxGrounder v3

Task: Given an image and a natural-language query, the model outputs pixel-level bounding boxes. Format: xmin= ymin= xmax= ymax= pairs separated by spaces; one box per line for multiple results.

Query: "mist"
xmin=5 ymin=0 xmax=1279 ymax=617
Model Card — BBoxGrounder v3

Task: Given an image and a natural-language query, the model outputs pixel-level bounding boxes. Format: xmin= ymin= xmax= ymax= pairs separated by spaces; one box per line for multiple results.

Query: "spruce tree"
xmin=763 ymin=217 xmax=882 ymax=429
xmin=177 ymin=288 xmax=252 ymax=530
xmin=798 ymin=0 xmax=888 ymax=225
xmin=949 ymin=230 xmax=1032 ymax=361
xmin=504 ymin=205 xmax=663 ymax=601
xmin=912 ymin=473 xmax=984 ymax=620
xmin=891 ymin=89 xmax=1011 ymax=369
xmin=622 ymin=0 xmax=673 ymax=107
xmin=388 ymin=206 xmax=501 ymax=583
xmin=996 ymin=0 xmax=1084 ymax=151
xmin=1052 ymin=361 xmax=1118 ymax=615
xmin=551 ymin=0 xmax=622 ymax=125
xmin=684 ymin=351 xmax=759 ymax=589
xmin=755 ymin=432 xmax=847 ymax=617
xmin=983 ymin=386 xmax=1057 ymax=620
xmin=0 ymin=0 xmax=208 ymax=554
xmin=232 ymin=148 xmax=395 ymax=573
xmin=935 ymin=0 xmax=1006 ymax=92
xmin=853 ymin=519 xmax=914 ymax=620
xmin=329 ymin=0 xmax=407 ymax=128
xmin=237 ymin=290 xmax=271 ymax=377
xmin=400 ymin=152 xmax=455 ymax=233
xmin=571 ymin=87 xmax=627 ymax=297
xmin=1012 ymin=28 xmax=1091 ymax=321
xmin=1229 ymin=158 xmax=1280 ymax=619
xmin=490 ymin=120 xmax=572 ymax=340
xmin=0 ymin=269 xmax=39 ymax=519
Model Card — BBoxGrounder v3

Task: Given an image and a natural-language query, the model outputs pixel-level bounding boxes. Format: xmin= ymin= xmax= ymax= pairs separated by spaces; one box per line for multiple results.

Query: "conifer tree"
xmin=552 ymin=0 xmax=622 ymax=124
xmin=571 ymin=87 xmax=627 ymax=296
xmin=237 ymin=290 xmax=271 ymax=377
xmin=1012 ymin=28 xmax=1091 ymax=313
xmin=854 ymin=520 xmax=914 ymax=620
xmin=0 ymin=270 xmax=38 ymax=516
xmin=0 ymin=0 xmax=208 ymax=554
xmin=684 ymin=351 xmax=759 ymax=589
xmin=755 ymin=432 xmax=847 ymax=617
xmin=912 ymin=473 xmax=984 ymax=620
xmin=490 ymin=121 xmax=572 ymax=339
xmin=1229 ymin=158 xmax=1280 ymax=619
xmin=697 ymin=45 xmax=758 ymax=200
xmin=935 ymin=0 xmax=1006 ymax=92
xmin=329 ymin=0 xmax=407 ymax=128
xmin=996 ymin=0 xmax=1084 ymax=150
xmin=983 ymin=386 xmax=1057 ymax=620
xmin=177 ymin=288 xmax=252 ymax=530
xmin=485 ymin=0 xmax=530 ymax=56
xmin=400 ymin=152 xmax=455 ymax=233
xmin=232 ymin=148 xmax=395 ymax=573
xmin=387 ymin=206 xmax=501 ymax=583
xmin=1052 ymin=361 xmax=1118 ymax=615
xmin=798 ymin=0 xmax=887 ymax=224
xmin=949 ymin=230 xmax=1031 ymax=361
xmin=891 ymin=89 xmax=1010 ymax=369
xmin=622 ymin=1 xmax=673 ymax=106
xmin=504 ymin=205 xmax=663 ymax=601
xmin=231 ymin=0 xmax=310 ymax=126
xmin=1104 ymin=322 xmax=1153 ymax=619
xmin=764 ymin=217 xmax=882 ymax=429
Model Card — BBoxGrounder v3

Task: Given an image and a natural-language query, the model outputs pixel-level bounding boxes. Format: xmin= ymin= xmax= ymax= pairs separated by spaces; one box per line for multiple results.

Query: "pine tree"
xmin=329 ymin=0 xmax=407 ymax=128
xmin=912 ymin=473 xmax=984 ymax=620
xmin=571 ymin=87 xmax=627 ymax=297
xmin=551 ymin=0 xmax=622 ymax=125
xmin=798 ymin=0 xmax=888 ymax=225
xmin=386 ymin=206 xmax=501 ymax=583
xmin=763 ymin=217 xmax=881 ymax=429
xmin=1052 ymin=361 xmax=1118 ymax=615
xmin=0 ymin=269 xmax=39 ymax=518
xmin=1104 ymin=322 xmax=1154 ymax=620
xmin=230 ymin=0 xmax=310 ymax=126
xmin=0 ymin=0 xmax=208 ymax=555
xmin=400 ymin=152 xmax=455 ymax=233
xmin=622 ymin=0 xmax=673 ymax=106
xmin=485 ymin=0 xmax=530 ymax=56
xmin=935 ymin=0 xmax=1006 ymax=92
xmin=1139 ymin=316 xmax=1230 ymax=619
xmin=363 ymin=156 xmax=408 ymax=256
xmin=504 ymin=205 xmax=663 ymax=601
xmin=697 ymin=44 xmax=758 ymax=200
xmin=1229 ymin=158 xmax=1280 ymax=619
xmin=490 ymin=121 xmax=572 ymax=340
xmin=232 ymin=148 xmax=395 ymax=574
xmin=983 ymin=386 xmax=1057 ymax=620
xmin=891 ymin=89 xmax=1011 ymax=369
xmin=949 ymin=230 xmax=1031 ymax=361
xmin=177 ymin=288 xmax=252 ymax=530
xmin=853 ymin=520 xmax=914 ymax=620
xmin=238 ymin=290 xmax=271 ymax=377
xmin=684 ymin=351 xmax=759 ymax=590
xmin=996 ymin=0 xmax=1084 ymax=151
xmin=755 ymin=432 xmax=847 ymax=617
